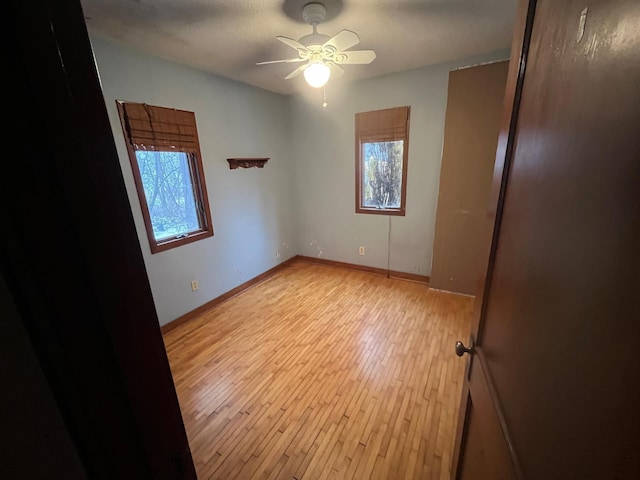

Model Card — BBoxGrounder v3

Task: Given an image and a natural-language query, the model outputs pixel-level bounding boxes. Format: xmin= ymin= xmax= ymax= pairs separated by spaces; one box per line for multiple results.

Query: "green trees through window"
xmin=135 ymin=150 xmax=200 ymax=241
xmin=362 ymin=140 xmax=404 ymax=209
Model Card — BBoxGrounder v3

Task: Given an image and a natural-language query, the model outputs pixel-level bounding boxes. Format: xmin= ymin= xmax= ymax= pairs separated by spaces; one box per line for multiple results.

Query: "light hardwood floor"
xmin=163 ymin=260 xmax=473 ymax=479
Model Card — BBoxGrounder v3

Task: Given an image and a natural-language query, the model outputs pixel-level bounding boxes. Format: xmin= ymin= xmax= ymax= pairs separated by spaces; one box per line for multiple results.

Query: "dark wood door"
xmin=4 ymin=0 xmax=196 ymax=477
xmin=452 ymin=0 xmax=640 ymax=478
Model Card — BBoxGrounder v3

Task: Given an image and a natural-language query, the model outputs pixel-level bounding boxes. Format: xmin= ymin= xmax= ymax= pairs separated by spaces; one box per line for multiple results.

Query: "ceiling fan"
xmin=257 ymin=2 xmax=376 ymax=89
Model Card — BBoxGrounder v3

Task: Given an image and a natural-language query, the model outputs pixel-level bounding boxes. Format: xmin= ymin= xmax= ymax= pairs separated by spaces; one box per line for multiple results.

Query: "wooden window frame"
xmin=355 ymin=106 xmax=410 ymax=216
xmin=116 ymin=101 xmax=214 ymax=253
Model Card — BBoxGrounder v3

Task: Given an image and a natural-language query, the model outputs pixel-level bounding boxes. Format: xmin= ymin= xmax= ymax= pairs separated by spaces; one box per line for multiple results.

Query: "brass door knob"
xmin=455 ymin=340 xmax=474 ymax=357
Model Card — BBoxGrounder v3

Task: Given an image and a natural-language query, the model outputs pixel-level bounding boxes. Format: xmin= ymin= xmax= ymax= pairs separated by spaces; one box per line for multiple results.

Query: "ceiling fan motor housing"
xmin=300 ymin=33 xmax=331 ymax=48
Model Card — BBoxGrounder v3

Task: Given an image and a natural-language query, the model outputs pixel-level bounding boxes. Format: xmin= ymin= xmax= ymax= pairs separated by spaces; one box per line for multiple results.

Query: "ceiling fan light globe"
xmin=304 ymin=62 xmax=331 ymax=88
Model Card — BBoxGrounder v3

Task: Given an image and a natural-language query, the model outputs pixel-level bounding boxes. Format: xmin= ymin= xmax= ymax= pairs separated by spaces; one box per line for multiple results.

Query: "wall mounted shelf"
xmin=227 ymin=158 xmax=270 ymax=169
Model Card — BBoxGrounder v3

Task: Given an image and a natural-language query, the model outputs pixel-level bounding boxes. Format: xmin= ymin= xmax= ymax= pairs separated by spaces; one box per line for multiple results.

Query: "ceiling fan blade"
xmin=284 ymin=63 xmax=308 ymax=80
xmin=256 ymin=58 xmax=306 ymax=65
xmin=323 ymin=30 xmax=360 ymax=53
xmin=276 ymin=36 xmax=308 ymax=51
xmin=336 ymin=50 xmax=377 ymax=65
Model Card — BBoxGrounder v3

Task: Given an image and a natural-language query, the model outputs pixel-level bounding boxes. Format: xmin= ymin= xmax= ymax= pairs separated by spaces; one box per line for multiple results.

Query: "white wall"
xmin=89 ymin=34 xmax=297 ymax=326
xmin=290 ymin=51 xmax=509 ymax=277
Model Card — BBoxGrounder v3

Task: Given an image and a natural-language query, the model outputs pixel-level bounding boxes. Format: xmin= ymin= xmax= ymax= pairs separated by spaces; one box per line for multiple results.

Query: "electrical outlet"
xmin=190 ymin=280 xmax=199 ymax=291
xmin=359 ymin=246 xmax=365 ymax=255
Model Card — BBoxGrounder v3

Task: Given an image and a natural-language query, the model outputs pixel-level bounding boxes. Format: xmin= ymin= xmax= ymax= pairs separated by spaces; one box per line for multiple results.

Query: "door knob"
xmin=455 ymin=340 xmax=474 ymax=357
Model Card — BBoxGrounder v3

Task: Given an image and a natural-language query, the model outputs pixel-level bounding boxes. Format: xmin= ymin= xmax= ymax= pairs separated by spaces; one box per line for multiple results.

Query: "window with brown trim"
xmin=355 ymin=106 xmax=410 ymax=216
xmin=116 ymin=101 xmax=214 ymax=253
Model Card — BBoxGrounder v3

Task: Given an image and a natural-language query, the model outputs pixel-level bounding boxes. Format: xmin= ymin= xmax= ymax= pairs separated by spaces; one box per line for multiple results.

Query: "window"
xmin=355 ymin=106 xmax=410 ymax=215
xmin=117 ymin=101 xmax=213 ymax=253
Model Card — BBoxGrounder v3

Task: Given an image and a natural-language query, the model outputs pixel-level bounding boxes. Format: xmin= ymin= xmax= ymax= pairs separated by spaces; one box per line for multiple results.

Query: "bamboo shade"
xmin=118 ymin=101 xmax=199 ymax=151
xmin=355 ymin=106 xmax=410 ymax=142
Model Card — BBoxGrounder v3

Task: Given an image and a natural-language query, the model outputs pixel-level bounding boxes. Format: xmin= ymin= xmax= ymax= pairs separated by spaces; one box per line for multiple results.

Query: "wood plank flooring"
xmin=163 ymin=260 xmax=474 ymax=479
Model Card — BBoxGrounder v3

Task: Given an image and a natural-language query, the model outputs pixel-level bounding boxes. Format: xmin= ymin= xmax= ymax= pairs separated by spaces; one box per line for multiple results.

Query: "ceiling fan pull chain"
xmin=323 ymin=85 xmax=328 ymax=108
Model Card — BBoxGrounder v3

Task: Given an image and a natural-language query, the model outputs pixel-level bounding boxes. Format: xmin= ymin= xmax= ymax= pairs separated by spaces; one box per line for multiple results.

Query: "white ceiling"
xmin=81 ymin=0 xmax=517 ymax=95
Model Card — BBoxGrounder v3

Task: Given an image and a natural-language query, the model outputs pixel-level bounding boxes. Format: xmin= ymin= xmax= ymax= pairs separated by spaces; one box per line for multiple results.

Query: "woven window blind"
xmin=356 ymin=106 xmax=410 ymax=143
xmin=118 ymin=102 xmax=199 ymax=151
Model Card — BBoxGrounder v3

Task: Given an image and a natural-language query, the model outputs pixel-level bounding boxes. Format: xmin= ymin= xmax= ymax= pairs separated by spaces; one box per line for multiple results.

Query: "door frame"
xmin=4 ymin=0 xmax=196 ymax=477
xmin=450 ymin=0 xmax=538 ymax=477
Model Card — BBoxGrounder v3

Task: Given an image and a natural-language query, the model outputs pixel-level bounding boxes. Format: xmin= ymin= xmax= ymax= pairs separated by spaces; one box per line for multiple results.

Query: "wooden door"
xmin=452 ymin=0 xmax=640 ymax=478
